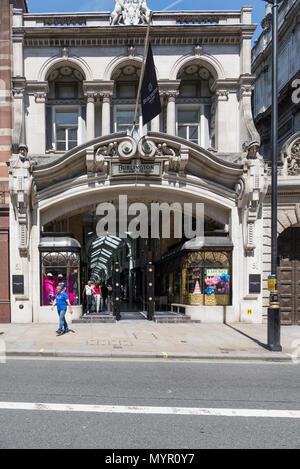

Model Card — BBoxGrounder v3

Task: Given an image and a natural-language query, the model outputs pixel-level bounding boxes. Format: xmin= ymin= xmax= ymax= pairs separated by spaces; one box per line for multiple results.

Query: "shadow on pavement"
xmin=225 ymin=323 xmax=270 ymax=351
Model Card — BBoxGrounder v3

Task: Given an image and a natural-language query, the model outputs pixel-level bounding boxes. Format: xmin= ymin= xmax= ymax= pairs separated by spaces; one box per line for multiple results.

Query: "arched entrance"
xmin=41 ymin=192 xmax=229 ymax=321
xmin=278 ymin=226 xmax=300 ymax=324
xmin=8 ymin=132 xmax=267 ymax=324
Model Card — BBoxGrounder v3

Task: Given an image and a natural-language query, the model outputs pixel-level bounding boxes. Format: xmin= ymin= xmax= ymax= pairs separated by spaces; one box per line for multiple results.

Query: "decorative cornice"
xmin=21 ymin=30 xmax=246 ymax=49
xmin=158 ymin=80 xmax=181 ymax=101
xmin=83 ymin=80 xmax=114 ymax=101
xmin=31 ymin=131 xmax=244 ymax=192
xmin=238 ymin=74 xmax=256 ymax=98
xmin=26 ymin=81 xmax=49 ymax=103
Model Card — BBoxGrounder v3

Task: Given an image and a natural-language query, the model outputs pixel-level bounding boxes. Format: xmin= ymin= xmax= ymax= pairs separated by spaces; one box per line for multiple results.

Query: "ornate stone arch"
xmin=38 ymin=54 xmax=92 ymax=82
xmin=104 ymin=55 xmax=141 ymax=80
xmin=277 ymin=205 xmax=300 ymax=235
xmin=281 ymin=132 xmax=300 ymax=176
xmin=170 ymin=53 xmax=225 ymax=82
xmin=104 ymin=55 xmax=160 ymax=81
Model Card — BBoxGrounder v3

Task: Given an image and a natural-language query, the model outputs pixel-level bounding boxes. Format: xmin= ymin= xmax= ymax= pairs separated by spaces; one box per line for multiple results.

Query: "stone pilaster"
xmin=83 ymin=81 xmax=114 ymax=138
xmin=101 ymin=93 xmax=112 ymax=136
xmin=86 ymin=93 xmax=95 ymax=141
xmin=12 ymin=77 xmax=26 ymax=152
xmin=26 ymin=82 xmax=49 ymax=153
xmin=166 ymin=92 xmax=178 ymax=136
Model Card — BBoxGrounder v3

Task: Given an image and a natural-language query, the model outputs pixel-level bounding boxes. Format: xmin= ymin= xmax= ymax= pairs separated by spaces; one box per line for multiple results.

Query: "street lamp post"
xmin=266 ymin=0 xmax=283 ymax=351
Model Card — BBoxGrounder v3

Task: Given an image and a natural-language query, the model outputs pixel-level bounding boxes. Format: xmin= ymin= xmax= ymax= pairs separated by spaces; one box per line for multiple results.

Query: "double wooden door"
xmin=278 ymin=227 xmax=300 ymax=325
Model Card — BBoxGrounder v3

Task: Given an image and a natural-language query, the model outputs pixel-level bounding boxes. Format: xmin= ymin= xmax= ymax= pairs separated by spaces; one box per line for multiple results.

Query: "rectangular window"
xmin=178 ymin=109 xmax=200 ymax=145
xmin=177 ymin=105 xmax=211 ymax=148
xmin=114 ymin=105 xmax=148 ymax=135
xmin=116 ymin=108 xmax=135 ymax=132
xmin=55 ymin=108 xmax=78 ymax=151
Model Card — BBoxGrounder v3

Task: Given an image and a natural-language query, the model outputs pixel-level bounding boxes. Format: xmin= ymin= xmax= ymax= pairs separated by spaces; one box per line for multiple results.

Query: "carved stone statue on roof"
xmin=110 ymin=0 xmax=151 ymax=26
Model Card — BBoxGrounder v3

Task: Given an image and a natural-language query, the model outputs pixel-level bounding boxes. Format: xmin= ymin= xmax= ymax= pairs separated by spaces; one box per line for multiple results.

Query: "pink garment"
xmin=68 ymin=292 xmax=75 ymax=305
xmin=43 ymin=277 xmax=56 ymax=305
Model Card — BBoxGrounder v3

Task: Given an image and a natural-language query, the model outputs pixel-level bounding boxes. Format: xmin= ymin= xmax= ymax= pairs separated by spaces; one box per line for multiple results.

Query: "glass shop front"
xmin=39 ymin=234 xmax=81 ymax=306
xmin=156 ymin=247 xmax=232 ymax=308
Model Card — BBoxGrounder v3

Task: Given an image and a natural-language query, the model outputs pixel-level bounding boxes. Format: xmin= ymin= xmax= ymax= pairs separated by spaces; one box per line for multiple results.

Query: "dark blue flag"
xmin=141 ymin=43 xmax=161 ymax=126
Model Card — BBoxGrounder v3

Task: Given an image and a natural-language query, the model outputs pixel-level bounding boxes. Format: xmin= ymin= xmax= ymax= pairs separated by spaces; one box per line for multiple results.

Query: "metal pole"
xmin=146 ymin=263 xmax=155 ymax=320
xmin=132 ymin=12 xmax=152 ymax=131
xmin=113 ymin=262 xmax=121 ymax=321
xmin=267 ymin=0 xmax=282 ymax=351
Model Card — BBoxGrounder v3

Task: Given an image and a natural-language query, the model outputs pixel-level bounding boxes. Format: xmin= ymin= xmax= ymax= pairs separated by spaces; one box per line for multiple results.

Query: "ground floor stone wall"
xmin=0 ymin=207 xmax=10 ymax=322
xmin=262 ymin=202 xmax=300 ymax=323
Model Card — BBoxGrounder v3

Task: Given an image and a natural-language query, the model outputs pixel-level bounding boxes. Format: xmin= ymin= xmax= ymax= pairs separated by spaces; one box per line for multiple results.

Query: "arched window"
xmin=112 ymin=62 xmax=147 ymax=135
xmin=176 ymin=63 xmax=214 ymax=148
xmin=46 ymin=65 xmax=85 ymax=152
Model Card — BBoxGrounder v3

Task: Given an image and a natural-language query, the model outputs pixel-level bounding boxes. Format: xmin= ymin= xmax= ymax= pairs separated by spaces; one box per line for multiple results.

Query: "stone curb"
xmin=4 ymin=350 xmax=293 ymax=362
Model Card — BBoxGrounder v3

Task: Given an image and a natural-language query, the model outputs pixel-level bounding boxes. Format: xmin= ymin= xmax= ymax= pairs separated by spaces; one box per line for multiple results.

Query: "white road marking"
xmin=0 ymin=402 xmax=300 ymax=418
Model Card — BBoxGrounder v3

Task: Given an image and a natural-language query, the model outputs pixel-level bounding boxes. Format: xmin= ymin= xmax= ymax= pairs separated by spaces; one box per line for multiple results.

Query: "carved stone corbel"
xmin=86 ymin=147 xmax=109 ymax=174
xmin=236 ymin=157 xmax=268 ymax=252
xmin=239 ymin=75 xmax=261 ymax=159
xmin=163 ymin=145 xmax=189 ymax=174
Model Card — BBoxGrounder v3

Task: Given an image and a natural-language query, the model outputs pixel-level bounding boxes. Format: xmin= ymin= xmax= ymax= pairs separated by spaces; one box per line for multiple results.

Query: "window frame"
xmin=176 ymin=104 xmax=211 ymax=148
xmin=50 ymin=105 xmax=83 ymax=152
xmin=113 ymin=103 xmax=148 ymax=135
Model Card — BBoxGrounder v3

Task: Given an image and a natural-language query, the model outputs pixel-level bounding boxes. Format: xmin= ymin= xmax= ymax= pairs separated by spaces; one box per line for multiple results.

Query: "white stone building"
xmin=252 ymin=0 xmax=300 ymax=325
xmin=9 ymin=2 xmax=268 ymax=324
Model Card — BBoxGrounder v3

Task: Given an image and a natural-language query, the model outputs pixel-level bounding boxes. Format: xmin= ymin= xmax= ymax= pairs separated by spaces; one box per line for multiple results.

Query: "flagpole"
xmin=132 ymin=12 xmax=153 ymax=133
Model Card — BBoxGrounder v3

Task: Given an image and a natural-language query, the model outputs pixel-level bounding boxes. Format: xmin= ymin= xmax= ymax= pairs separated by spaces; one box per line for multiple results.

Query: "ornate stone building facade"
xmin=7 ymin=2 xmax=268 ymax=324
xmin=0 ymin=0 xmax=27 ymax=322
xmin=252 ymin=0 xmax=300 ymax=324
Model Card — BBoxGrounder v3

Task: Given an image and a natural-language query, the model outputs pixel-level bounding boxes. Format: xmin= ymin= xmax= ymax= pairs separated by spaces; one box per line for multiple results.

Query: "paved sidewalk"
xmin=0 ymin=322 xmax=299 ymax=361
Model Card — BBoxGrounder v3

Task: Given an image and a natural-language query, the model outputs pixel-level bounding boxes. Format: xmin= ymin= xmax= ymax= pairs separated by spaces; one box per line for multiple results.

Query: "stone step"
xmin=153 ymin=313 xmax=201 ymax=324
xmin=73 ymin=314 xmax=116 ymax=324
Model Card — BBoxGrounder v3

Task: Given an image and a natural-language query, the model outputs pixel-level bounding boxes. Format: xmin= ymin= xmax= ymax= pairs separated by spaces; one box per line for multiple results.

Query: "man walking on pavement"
xmin=51 ymin=285 xmax=73 ymax=336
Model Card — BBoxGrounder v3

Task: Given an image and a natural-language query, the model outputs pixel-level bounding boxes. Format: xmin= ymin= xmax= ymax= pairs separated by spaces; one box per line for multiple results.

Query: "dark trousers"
xmin=86 ymin=295 xmax=93 ymax=312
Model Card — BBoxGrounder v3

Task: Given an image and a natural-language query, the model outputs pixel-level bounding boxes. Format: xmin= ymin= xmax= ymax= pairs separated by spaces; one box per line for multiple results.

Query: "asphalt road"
xmin=0 ymin=359 xmax=300 ymax=449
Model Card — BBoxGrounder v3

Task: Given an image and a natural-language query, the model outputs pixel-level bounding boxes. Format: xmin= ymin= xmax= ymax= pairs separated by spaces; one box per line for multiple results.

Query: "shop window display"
xmin=156 ymin=249 xmax=232 ymax=307
xmin=184 ymin=251 xmax=231 ymax=306
xmin=41 ymin=251 xmax=80 ymax=306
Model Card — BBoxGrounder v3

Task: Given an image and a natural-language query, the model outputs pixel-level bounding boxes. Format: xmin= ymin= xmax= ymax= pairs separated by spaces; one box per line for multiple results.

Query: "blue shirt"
xmin=55 ymin=292 xmax=69 ymax=311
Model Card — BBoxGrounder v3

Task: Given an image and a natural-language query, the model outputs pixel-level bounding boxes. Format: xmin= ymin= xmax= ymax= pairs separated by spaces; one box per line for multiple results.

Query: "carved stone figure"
xmin=110 ymin=0 xmax=151 ymax=26
xmin=8 ymin=144 xmax=34 ymax=256
xmin=287 ymin=139 xmax=300 ymax=175
xmin=110 ymin=0 xmax=125 ymax=25
xmin=96 ymin=141 xmax=119 ymax=157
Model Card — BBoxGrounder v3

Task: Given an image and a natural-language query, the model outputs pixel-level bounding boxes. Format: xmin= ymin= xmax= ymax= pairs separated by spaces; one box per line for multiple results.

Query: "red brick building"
xmin=0 ymin=0 xmax=27 ymax=322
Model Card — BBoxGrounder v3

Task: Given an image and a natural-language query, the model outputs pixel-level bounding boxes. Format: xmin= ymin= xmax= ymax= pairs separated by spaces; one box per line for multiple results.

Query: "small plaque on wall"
xmin=249 ymin=274 xmax=261 ymax=294
xmin=12 ymin=275 xmax=24 ymax=295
